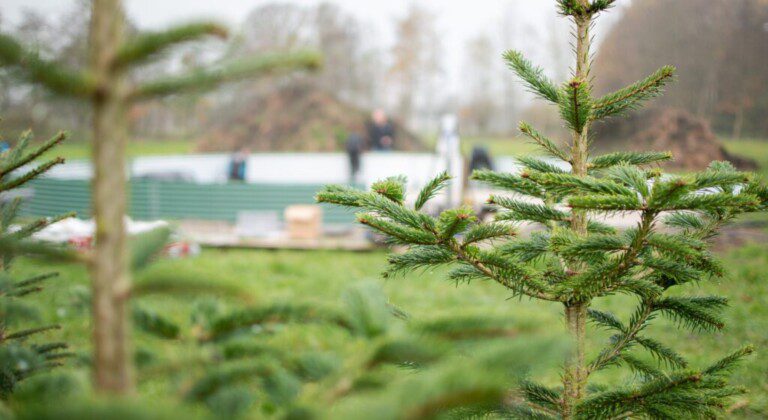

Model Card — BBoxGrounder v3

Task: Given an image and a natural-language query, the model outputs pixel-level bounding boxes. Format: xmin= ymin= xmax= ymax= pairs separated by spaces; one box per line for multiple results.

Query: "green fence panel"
xmin=21 ymin=178 xmax=355 ymax=224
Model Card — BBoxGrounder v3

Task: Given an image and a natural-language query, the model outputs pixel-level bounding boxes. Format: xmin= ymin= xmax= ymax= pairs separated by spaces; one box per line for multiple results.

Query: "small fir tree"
xmin=0 ymin=0 xmax=320 ymax=394
xmin=0 ymin=129 xmax=74 ymax=398
xmin=318 ymin=1 xmax=768 ymax=418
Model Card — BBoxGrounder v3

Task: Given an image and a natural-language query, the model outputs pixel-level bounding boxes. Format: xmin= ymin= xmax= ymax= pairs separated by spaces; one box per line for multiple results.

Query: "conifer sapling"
xmin=318 ymin=1 xmax=768 ymax=418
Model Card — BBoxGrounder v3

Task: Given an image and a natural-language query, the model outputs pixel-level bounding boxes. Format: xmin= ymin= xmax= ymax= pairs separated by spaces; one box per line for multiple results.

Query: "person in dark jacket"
xmin=469 ymin=146 xmax=494 ymax=172
xmin=345 ymin=133 xmax=364 ymax=183
xmin=366 ymin=109 xmax=395 ymax=151
xmin=228 ymin=147 xmax=249 ymax=181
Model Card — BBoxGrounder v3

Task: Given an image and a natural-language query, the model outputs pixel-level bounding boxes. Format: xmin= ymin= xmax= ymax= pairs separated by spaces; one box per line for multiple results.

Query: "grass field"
xmin=49 ymin=140 xmax=196 ymax=161
xmin=18 ymin=137 xmax=767 ymax=416
xmin=12 ymin=239 xmax=768 ymax=417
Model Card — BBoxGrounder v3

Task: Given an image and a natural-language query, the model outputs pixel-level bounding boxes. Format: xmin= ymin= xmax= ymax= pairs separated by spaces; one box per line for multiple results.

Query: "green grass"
xmin=49 ymin=140 xmax=196 ymax=161
xmin=723 ymin=138 xmax=768 ymax=179
xmin=10 ymin=240 xmax=768 ymax=417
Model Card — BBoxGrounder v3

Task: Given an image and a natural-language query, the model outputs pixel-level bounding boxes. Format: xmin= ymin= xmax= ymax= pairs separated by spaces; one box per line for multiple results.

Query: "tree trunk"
xmin=562 ymin=4 xmax=593 ymax=418
xmin=89 ymin=0 xmax=133 ymax=394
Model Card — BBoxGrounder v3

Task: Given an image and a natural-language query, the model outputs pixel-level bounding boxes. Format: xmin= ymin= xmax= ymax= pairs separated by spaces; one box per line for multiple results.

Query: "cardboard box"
xmin=284 ymin=205 xmax=322 ymax=240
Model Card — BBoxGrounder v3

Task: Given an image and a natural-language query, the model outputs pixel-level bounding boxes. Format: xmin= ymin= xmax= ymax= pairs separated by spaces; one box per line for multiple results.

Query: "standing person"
xmin=366 ymin=109 xmax=395 ymax=151
xmin=228 ymin=147 xmax=250 ymax=182
xmin=345 ymin=133 xmax=364 ymax=184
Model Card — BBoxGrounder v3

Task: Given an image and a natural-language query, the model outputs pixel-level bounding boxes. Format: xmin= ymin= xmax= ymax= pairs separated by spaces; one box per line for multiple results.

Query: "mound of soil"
xmin=593 ymin=108 xmax=756 ymax=171
xmin=197 ymin=83 xmax=424 ymax=152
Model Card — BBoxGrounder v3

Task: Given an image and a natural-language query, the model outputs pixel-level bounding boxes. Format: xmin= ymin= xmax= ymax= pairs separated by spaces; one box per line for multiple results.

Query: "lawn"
xmin=14 ymin=136 xmax=767 ymax=416
xmin=47 ymin=140 xmax=196 ymax=161
xmin=11 ymin=240 xmax=768 ymax=417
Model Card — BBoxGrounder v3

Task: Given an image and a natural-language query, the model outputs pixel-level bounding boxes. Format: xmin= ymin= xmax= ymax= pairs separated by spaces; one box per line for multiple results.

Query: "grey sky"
xmin=2 ymin=1 xmax=625 ymax=101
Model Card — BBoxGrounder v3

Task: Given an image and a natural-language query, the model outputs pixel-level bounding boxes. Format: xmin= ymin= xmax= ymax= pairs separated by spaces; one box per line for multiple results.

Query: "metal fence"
xmin=21 ymin=178 xmax=356 ymax=224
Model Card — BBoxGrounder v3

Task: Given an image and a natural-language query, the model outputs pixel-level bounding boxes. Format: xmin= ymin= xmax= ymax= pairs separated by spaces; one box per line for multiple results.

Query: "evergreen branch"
xmin=619 ymin=353 xmax=664 ymax=379
xmin=553 ymin=232 xmax=627 ymax=259
xmin=588 ymin=302 xmax=653 ymax=373
xmin=498 ymin=233 xmax=550 ymax=263
xmin=0 ymin=33 xmax=94 ymax=97
xmin=520 ymin=381 xmax=562 ymax=412
xmin=516 ymin=156 xmax=568 ymax=174
xmin=0 ymin=131 xmax=67 ymax=177
xmin=6 ymin=286 xmax=43 ymax=297
xmin=633 ymin=336 xmax=687 ymax=368
xmin=640 ymin=255 xmax=704 ymax=286
xmin=603 ymin=164 xmax=649 ymax=197
xmin=587 ymin=309 xmax=625 ymax=331
xmin=461 ymin=222 xmax=516 ymax=247
xmin=436 ymin=207 xmax=476 ymax=239
xmin=702 ymin=345 xmax=754 ymax=376
xmin=471 ymin=170 xmax=544 ymax=198
xmin=5 ymin=324 xmax=61 ymax=340
xmin=0 ymin=236 xmax=82 ymax=262
xmin=559 ymin=79 xmax=592 ymax=134
xmin=31 ymin=342 xmax=68 ymax=354
xmin=371 ymin=176 xmax=407 ymax=204
xmin=528 ymin=172 xmax=634 ymax=197
xmin=592 ymin=66 xmax=675 ymax=120
xmin=11 ymin=212 xmax=76 ymax=240
xmin=588 ymin=151 xmax=672 ymax=170
xmin=646 ymin=233 xmax=724 ymax=277
xmin=519 ymin=122 xmax=569 ymax=161
xmin=489 ymin=195 xmax=569 ymax=224
xmin=115 ymin=22 xmax=228 ymax=68
xmin=654 ymin=296 xmax=726 ymax=332
xmin=367 ymin=339 xmax=446 ymax=368
xmin=557 ymin=0 xmax=591 ymax=17
xmin=690 ymin=167 xmax=750 ymax=191
xmin=133 ymin=306 xmax=180 ymax=339
xmin=129 ymin=51 xmax=321 ymax=100
xmin=130 ymin=227 xmax=171 ymax=271
xmin=358 ymin=193 xmax=436 ymax=231
xmin=357 ymin=214 xmax=437 ymax=245
xmin=448 ymin=264 xmax=488 ymax=284
xmin=14 ymin=272 xmax=58 ymax=288
xmin=316 ymin=184 xmax=368 ymax=208
xmin=206 ymin=303 xmax=348 ymax=341
xmin=663 ymin=212 xmax=705 ymax=230
xmin=385 ymin=246 xmax=455 ymax=278
xmin=503 ymin=50 xmax=560 ymax=103
xmin=568 ymin=194 xmax=642 ymax=211
xmin=586 ymin=220 xmax=616 ymax=234
xmin=448 ymin=240 xmax=558 ymax=301
xmin=416 ymin=316 xmax=519 ymax=340
xmin=589 ymin=0 xmax=618 ymax=14
xmin=415 ymin=172 xmax=451 ymax=210
xmin=0 ymin=157 xmax=65 ymax=192
xmin=564 ymin=211 xmax=657 ymax=299
xmin=576 ymin=370 xmax=705 ymax=419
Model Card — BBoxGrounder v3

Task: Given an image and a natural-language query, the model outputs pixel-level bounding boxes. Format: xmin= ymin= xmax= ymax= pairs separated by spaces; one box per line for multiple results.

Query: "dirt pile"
xmin=197 ymin=83 xmax=424 ymax=152
xmin=593 ymin=108 xmax=756 ymax=171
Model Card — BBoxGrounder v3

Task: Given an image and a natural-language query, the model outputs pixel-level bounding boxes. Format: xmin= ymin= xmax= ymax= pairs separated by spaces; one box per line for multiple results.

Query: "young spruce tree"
xmin=0 ymin=0 xmax=319 ymax=394
xmin=0 ymin=129 xmax=75 ymax=398
xmin=318 ymin=1 xmax=768 ymax=418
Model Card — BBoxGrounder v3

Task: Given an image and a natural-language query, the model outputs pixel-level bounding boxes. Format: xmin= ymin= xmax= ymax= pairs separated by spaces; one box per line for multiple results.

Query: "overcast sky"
xmin=2 ymin=1 xmax=623 ymax=98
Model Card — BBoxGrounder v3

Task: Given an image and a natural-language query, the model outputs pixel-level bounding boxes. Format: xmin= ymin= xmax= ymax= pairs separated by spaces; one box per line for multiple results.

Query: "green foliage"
xmin=317 ymin=1 xmax=767 ymax=418
xmin=114 ymin=22 xmax=228 ymax=68
xmin=592 ymin=66 xmax=675 ymax=120
xmin=129 ymin=52 xmax=321 ymax=101
xmin=503 ymin=50 xmax=560 ymax=104
xmin=0 ymin=129 xmax=72 ymax=399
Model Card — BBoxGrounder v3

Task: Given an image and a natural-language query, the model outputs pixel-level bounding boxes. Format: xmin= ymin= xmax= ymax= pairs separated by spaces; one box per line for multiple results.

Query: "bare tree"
xmin=460 ymin=35 xmax=498 ymax=135
xmin=388 ymin=3 xmax=442 ymax=129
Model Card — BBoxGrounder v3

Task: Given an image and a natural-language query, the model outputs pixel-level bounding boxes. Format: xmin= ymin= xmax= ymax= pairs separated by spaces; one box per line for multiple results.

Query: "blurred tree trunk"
xmin=89 ymin=0 xmax=132 ymax=394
